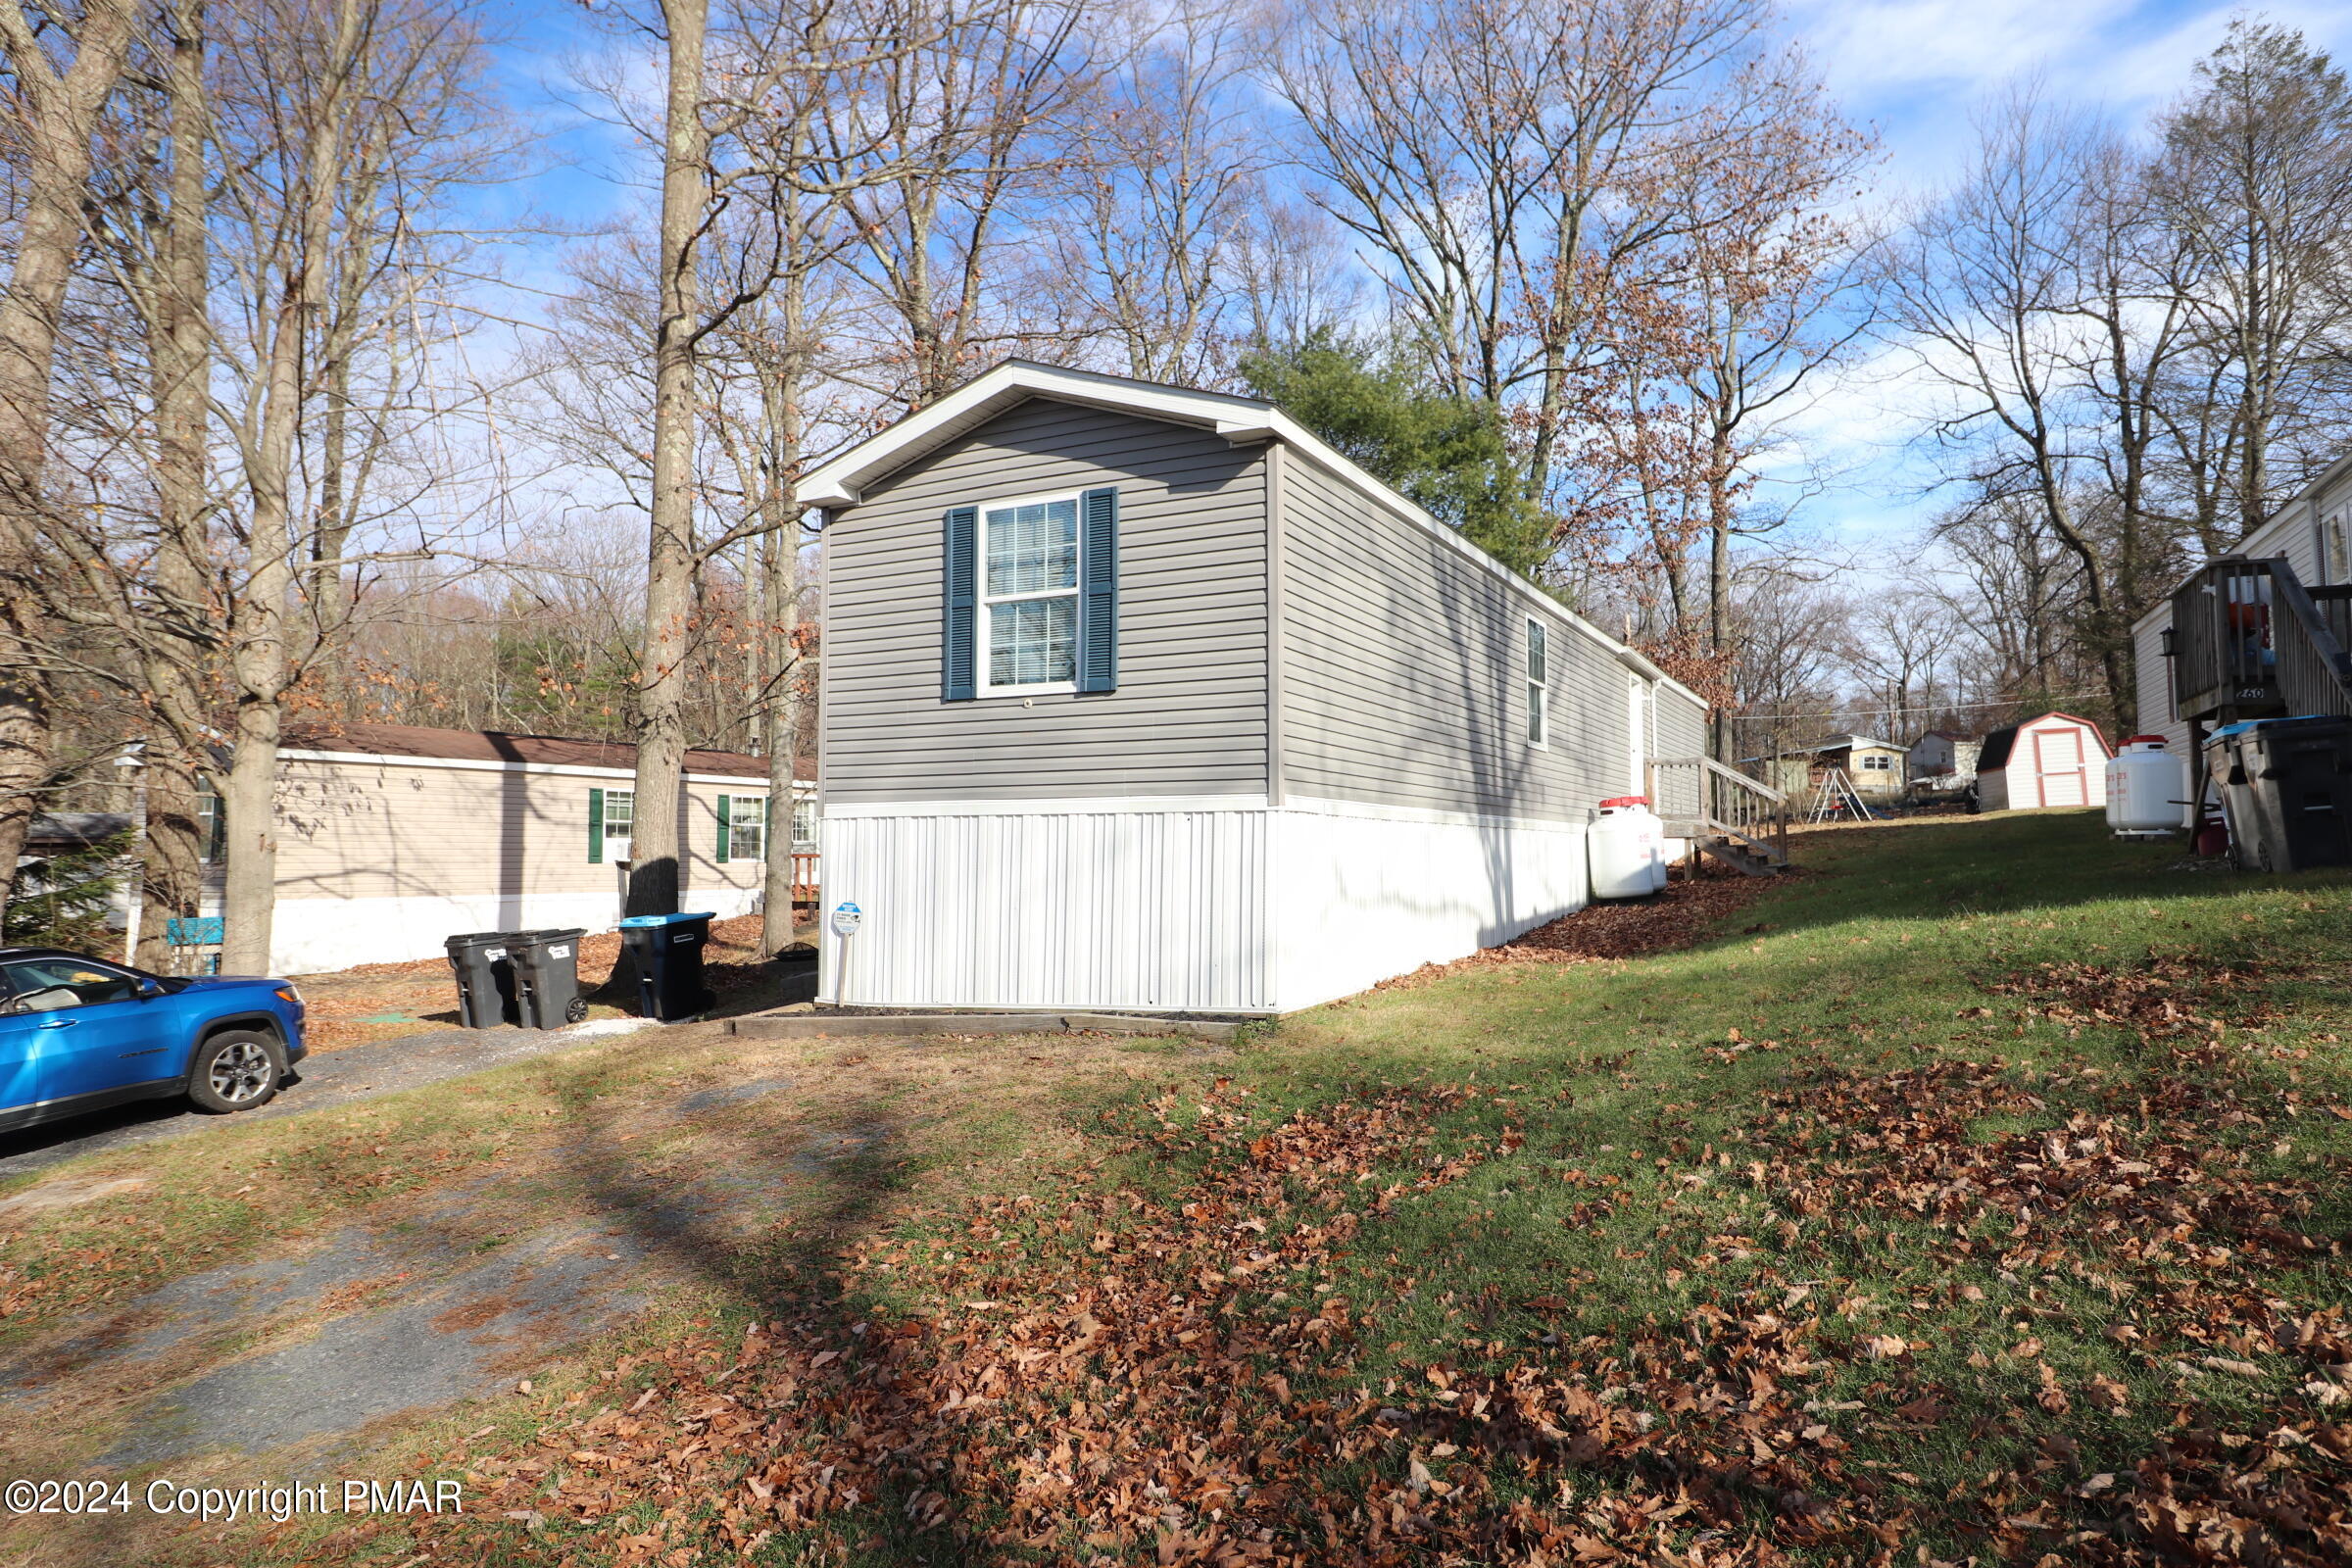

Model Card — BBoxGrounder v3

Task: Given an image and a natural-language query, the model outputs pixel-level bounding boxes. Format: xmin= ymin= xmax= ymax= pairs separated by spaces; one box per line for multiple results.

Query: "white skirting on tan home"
xmin=265 ymin=885 xmax=763 ymax=975
xmin=815 ymin=796 xmax=1591 ymax=1015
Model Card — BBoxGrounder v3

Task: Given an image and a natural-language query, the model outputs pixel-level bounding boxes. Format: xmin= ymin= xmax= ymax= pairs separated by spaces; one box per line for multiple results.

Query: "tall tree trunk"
xmin=759 ymin=386 xmax=807 ymax=955
xmin=139 ymin=0 xmax=215 ymax=972
xmin=626 ymin=0 xmax=711 ymax=917
xmin=308 ymin=153 xmax=376 ymax=672
xmin=221 ymin=0 xmax=367 ymax=973
xmin=0 ymin=0 xmax=141 ymax=925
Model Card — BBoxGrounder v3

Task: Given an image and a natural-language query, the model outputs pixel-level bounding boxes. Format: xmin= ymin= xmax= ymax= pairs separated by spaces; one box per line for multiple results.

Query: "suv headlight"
xmin=274 ymin=984 xmax=304 ymax=1007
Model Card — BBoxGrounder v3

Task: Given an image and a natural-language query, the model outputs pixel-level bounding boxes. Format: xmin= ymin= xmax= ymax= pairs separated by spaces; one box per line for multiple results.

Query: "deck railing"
xmin=1647 ymin=756 xmax=1789 ymax=867
xmin=2169 ymin=556 xmax=2352 ymax=723
xmin=789 ymin=851 xmax=820 ymax=902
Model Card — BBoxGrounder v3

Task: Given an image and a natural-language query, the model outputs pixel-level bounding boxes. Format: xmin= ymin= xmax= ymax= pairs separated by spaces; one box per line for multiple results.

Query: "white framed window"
xmin=1525 ymin=617 xmax=1548 ymax=748
xmin=1861 ymin=754 xmax=1891 ymax=771
xmin=791 ymin=798 xmax=817 ymax=848
xmin=2326 ymin=506 xmax=2350 ymax=584
xmin=723 ymin=795 xmax=765 ymax=861
xmin=604 ymin=789 xmax=634 ymax=860
xmin=980 ymin=492 xmax=1081 ymax=694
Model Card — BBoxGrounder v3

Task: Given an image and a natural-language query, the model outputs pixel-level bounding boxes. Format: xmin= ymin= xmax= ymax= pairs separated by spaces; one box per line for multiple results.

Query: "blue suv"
xmin=0 ymin=948 xmax=308 ymax=1135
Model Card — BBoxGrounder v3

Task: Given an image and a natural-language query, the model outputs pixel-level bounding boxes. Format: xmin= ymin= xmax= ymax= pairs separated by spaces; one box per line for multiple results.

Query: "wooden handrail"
xmin=1648 ymin=755 xmax=1790 ymax=867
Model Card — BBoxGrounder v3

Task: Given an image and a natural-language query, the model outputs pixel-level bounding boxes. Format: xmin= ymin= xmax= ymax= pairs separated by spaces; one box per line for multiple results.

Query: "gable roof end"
xmin=803 ymin=360 xmax=1711 ymax=711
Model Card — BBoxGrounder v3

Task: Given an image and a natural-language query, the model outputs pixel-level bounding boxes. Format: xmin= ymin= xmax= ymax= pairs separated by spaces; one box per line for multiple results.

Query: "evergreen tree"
xmin=3 ymin=830 xmax=130 ymax=951
xmin=1238 ymin=332 xmax=1549 ymax=575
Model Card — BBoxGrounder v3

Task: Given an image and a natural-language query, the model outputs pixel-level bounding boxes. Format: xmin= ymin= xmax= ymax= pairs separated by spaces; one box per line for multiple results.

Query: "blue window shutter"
xmin=1079 ymin=486 xmax=1119 ymax=693
xmin=588 ymin=787 xmax=604 ymax=863
xmin=715 ymin=794 xmax=731 ymax=862
xmin=943 ymin=504 xmax=978 ymax=701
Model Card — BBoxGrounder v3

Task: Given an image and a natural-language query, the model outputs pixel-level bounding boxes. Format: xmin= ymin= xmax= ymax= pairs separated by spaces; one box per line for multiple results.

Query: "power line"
xmin=1731 ymin=692 xmax=2103 ymax=722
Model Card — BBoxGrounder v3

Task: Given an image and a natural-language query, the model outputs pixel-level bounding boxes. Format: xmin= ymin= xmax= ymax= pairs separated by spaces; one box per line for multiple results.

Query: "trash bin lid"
xmin=617 ymin=911 xmax=716 ymax=927
xmin=2205 ymin=721 xmax=2270 ymax=744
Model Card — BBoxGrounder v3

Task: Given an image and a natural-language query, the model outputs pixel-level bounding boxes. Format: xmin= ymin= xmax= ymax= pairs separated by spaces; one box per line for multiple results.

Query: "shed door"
xmin=2033 ymin=725 xmax=2087 ymax=808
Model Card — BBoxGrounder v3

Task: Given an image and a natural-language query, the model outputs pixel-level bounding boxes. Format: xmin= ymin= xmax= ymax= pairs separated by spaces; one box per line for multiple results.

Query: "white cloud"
xmin=1782 ymin=0 xmax=2137 ymax=98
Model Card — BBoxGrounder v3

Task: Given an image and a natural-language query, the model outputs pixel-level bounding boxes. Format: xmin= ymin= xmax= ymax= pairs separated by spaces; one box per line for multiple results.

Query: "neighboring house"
xmin=23 ymin=812 xmax=132 ymax=857
xmin=2130 ymin=454 xmax=2352 ymax=828
xmin=1741 ymin=735 xmax=1907 ymax=801
xmin=1906 ymin=731 xmax=1982 ymax=793
xmin=1976 ymin=713 xmax=2112 ymax=811
xmin=799 ymin=360 xmax=1712 ymax=1016
xmin=191 ymin=723 xmax=814 ymax=974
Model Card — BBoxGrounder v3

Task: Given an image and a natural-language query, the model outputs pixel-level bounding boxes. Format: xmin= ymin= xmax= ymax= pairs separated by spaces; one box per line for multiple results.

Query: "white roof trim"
xmin=804 ymin=360 xmax=1711 ymax=711
xmin=279 ymin=749 xmax=814 ymax=790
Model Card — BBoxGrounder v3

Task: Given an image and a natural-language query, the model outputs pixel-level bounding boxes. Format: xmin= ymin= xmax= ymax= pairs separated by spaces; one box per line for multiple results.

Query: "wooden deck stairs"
xmin=1649 ymin=756 xmax=1792 ymax=877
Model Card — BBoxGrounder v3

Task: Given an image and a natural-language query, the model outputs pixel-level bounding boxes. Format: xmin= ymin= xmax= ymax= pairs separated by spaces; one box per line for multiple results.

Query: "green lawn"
xmin=45 ymin=811 xmax=2352 ymax=1566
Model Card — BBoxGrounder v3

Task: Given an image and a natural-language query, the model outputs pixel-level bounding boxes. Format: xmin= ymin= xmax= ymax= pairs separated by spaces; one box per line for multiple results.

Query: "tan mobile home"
xmin=193 ymin=724 xmax=813 ymax=974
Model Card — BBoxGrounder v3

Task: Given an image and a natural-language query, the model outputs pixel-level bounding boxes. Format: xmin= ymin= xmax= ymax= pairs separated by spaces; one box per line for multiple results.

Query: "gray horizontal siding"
xmin=1655 ymin=686 xmax=1708 ymax=761
xmin=821 ymin=398 xmax=1270 ymax=805
xmin=1276 ymin=457 xmax=1639 ymax=820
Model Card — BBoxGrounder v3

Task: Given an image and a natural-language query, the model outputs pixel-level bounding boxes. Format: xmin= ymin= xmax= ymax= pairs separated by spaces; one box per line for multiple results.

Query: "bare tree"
xmin=1041 ymin=2 xmax=1256 ymax=383
xmin=1843 ymin=590 xmax=1956 ymax=743
xmin=829 ymin=0 xmax=1101 ymax=407
xmin=2151 ymin=19 xmax=2352 ymax=544
xmin=1884 ymin=88 xmax=2134 ymax=726
xmin=0 ymin=0 xmax=141 ymax=924
xmin=1262 ymin=0 xmax=1774 ymax=507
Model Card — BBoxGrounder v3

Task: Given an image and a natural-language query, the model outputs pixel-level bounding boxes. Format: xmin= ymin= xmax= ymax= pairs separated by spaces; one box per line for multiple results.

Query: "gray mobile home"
xmin=802 ymin=361 xmax=1710 ymax=1013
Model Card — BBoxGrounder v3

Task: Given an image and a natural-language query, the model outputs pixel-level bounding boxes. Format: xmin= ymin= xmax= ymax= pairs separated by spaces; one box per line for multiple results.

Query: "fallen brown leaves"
xmin=1984 ymin=956 xmax=2286 ymax=1040
xmin=1729 ymin=1047 xmax=2352 ymax=1564
xmin=1383 ymin=870 xmax=1775 ymax=989
xmin=273 ymin=973 xmax=2351 ymax=1567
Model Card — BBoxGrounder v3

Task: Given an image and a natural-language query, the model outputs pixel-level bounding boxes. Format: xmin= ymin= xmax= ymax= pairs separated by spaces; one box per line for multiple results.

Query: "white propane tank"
xmin=2107 ymin=735 xmax=2185 ymax=836
xmin=1590 ymin=796 xmax=1668 ymax=898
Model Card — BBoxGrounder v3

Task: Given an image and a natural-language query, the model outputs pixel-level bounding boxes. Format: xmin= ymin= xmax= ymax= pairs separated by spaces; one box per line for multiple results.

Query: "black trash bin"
xmin=2205 ymin=714 xmax=2352 ymax=872
xmin=444 ymin=930 xmax=521 ymax=1028
xmin=614 ymin=911 xmax=716 ymax=1021
xmin=510 ymin=928 xmax=590 ymax=1029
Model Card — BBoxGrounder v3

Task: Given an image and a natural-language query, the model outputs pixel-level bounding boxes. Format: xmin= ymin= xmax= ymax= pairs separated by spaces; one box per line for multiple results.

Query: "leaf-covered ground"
xmin=25 ymin=812 xmax=2352 ymax=1566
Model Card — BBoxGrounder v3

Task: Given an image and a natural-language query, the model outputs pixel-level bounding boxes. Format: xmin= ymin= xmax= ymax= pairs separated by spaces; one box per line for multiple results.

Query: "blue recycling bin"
xmin=614 ymin=911 xmax=716 ymax=1021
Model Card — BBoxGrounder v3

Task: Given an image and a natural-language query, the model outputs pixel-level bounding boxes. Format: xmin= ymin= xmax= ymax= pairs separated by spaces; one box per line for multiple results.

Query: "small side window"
xmin=604 ymin=790 xmax=634 ymax=860
xmin=791 ymin=798 xmax=817 ymax=848
xmin=726 ymin=796 xmax=766 ymax=861
xmin=1525 ymin=618 xmax=1548 ymax=748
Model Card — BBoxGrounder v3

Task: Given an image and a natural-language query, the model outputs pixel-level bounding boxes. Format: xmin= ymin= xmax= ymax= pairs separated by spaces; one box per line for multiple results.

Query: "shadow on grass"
xmin=544 ymin=1065 xmax=987 ymax=1562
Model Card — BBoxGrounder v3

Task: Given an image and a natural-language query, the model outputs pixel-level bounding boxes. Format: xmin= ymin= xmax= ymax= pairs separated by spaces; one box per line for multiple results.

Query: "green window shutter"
xmin=1079 ymin=486 xmax=1119 ymax=693
xmin=588 ymin=787 xmax=604 ymax=863
xmin=942 ymin=504 xmax=978 ymax=701
xmin=715 ymin=794 xmax=731 ymax=863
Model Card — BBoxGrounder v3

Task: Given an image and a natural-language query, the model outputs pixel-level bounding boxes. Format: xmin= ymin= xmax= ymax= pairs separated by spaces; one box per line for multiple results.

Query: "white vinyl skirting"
xmin=817 ymin=797 xmax=1592 ymax=1015
xmin=268 ymin=886 xmax=762 ymax=975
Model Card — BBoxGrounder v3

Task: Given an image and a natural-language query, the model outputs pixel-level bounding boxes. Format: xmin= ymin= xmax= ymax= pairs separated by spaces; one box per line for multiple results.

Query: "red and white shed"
xmin=1977 ymin=712 xmax=2113 ymax=811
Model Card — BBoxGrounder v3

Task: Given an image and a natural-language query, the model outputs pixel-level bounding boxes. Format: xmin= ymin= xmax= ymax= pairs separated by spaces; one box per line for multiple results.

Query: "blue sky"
xmin=467 ymin=0 xmax=2352 ymax=558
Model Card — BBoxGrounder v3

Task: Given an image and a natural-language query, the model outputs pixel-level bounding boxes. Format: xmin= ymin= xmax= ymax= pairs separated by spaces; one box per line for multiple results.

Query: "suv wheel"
xmin=186 ymin=1030 xmax=285 ymax=1113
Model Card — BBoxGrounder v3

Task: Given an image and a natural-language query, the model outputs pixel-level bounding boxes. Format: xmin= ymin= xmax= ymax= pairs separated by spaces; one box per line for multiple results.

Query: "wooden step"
xmin=1696 ymin=836 xmax=1787 ymax=877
